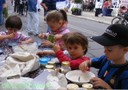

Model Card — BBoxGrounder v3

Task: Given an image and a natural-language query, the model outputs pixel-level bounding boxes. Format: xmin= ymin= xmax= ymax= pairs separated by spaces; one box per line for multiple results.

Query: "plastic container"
xmin=61 ymin=61 xmax=71 ymax=74
xmin=47 ymin=34 xmax=55 ymax=43
xmin=45 ymin=65 xmax=54 ymax=69
xmin=39 ymin=57 xmax=51 ymax=68
xmin=48 ymin=61 xmax=55 ymax=65
xmin=67 ymin=83 xmax=79 ymax=90
xmin=82 ymin=83 xmax=93 ymax=90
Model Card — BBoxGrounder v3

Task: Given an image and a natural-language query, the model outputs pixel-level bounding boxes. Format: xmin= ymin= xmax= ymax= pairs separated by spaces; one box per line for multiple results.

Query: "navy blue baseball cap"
xmin=91 ymin=24 xmax=128 ymax=46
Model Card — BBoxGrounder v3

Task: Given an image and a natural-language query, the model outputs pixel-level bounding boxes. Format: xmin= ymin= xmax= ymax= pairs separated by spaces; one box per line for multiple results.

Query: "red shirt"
xmin=103 ymin=1 xmax=109 ymax=8
xmin=56 ymin=50 xmax=90 ymax=70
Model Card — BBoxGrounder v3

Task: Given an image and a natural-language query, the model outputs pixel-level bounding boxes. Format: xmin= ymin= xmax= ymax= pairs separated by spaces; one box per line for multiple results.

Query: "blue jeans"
xmin=102 ymin=7 xmax=107 ymax=16
xmin=0 ymin=11 xmax=4 ymax=25
xmin=27 ymin=11 xmax=39 ymax=34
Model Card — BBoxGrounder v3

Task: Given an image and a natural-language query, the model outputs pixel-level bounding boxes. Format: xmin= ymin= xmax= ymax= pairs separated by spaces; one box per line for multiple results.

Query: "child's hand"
xmin=43 ymin=40 xmax=53 ymax=46
xmin=90 ymin=77 xmax=112 ymax=89
xmin=54 ymin=34 xmax=62 ymax=41
xmin=38 ymin=33 xmax=46 ymax=39
xmin=36 ymin=52 xmax=45 ymax=57
xmin=79 ymin=61 xmax=90 ymax=72
xmin=8 ymin=33 xmax=16 ymax=39
xmin=53 ymin=44 xmax=61 ymax=53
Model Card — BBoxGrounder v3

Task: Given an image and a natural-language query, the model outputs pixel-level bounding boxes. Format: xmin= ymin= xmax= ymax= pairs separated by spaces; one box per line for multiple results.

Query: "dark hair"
xmin=5 ymin=15 xmax=22 ymax=30
xmin=62 ymin=32 xmax=88 ymax=54
xmin=59 ymin=9 xmax=68 ymax=22
xmin=46 ymin=10 xmax=67 ymax=22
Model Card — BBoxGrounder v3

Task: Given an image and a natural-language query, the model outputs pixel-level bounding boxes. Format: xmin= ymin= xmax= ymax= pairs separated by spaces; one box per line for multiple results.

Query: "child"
xmin=0 ymin=15 xmax=33 ymax=46
xmin=37 ymin=10 xmax=70 ymax=56
xmin=52 ymin=32 xmax=90 ymax=70
xmin=79 ymin=24 xmax=128 ymax=89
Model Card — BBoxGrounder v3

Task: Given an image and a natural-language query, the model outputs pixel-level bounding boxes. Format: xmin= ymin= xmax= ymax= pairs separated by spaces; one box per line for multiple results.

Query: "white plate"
xmin=66 ymin=70 xmax=95 ymax=84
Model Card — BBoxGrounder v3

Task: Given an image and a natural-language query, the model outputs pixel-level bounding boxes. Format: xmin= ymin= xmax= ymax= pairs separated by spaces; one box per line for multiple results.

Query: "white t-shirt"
xmin=95 ymin=1 xmax=102 ymax=9
xmin=56 ymin=0 xmax=70 ymax=9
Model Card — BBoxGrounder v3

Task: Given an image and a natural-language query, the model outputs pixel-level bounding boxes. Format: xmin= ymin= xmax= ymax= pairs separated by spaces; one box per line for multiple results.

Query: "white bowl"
xmin=66 ymin=70 xmax=95 ymax=85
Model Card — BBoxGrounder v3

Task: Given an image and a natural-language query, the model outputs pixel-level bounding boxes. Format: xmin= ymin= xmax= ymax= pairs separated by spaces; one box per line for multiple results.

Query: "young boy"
xmin=79 ymin=24 xmax=128 ymax=89
xmin=53 ymin=32 xmax=90 ymax=70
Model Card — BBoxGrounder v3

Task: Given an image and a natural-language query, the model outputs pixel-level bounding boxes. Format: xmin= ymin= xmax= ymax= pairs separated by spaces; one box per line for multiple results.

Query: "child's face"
xmin=47 ymin=19 xmax=64 ymax=32
xmin=7 ymin=28 xmax=18 ymax=34
xmin=104 ymin=45 xmax=127 ymax=63
xmin=66 ymin=43 xmax=86 ymax=59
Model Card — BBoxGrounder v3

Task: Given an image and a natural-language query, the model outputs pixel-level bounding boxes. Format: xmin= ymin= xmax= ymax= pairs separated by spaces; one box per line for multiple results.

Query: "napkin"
xmin=12 ymin=42 xmax=38 ymax=54
xmin=45 ymin=70 xmax=67 ymax=90
xmin=0 ymin=52 xmax=40 ymax=78
xmin=10 ymin=52 xmax=34 ymax=62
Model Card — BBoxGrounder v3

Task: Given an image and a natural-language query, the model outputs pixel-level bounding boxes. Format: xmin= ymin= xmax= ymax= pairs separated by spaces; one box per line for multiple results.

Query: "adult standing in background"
xmin=41 ymin=0 xmax=56 ymax=16
xmin=41 ymin=0 xmax=56 ymax=32
xmin=0 ymin=0 xmax=6 ymax=25
xmin=102 ymin=0 xmax=112 ymax=16
xmin=95 ymin=0 xmax=102 ymax=17
xmin=14 ymin=0 xmax=20 ymax=13
xmin=27 ymin=0 xmax=39 ymax=36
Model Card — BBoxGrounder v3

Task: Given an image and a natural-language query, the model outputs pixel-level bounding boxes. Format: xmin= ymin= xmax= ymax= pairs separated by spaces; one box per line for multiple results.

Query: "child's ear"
xmin=123 ymin=47 xmax=128 ymax=53
xmin=59 ymin=20 xmax=64 ymax=25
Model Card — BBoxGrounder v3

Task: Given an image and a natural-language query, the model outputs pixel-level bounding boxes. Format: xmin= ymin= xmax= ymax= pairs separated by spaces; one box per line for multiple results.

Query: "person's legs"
xmin=102 ymin=7 xmax=107 ymax=16
xmin=14 ymin=4 xmax=16 ymax=12
xmin=20 ymin=4 xmax=24 ymax=15
xmin=27 ymin=12 xmax=33 ymax=34
xmin=44 ymin=9 xmax=47 ymax=20
xmin=32 ymin=12 xmax=39 ymax=35
xmin=95 ymin=8 xmax=98 ymax=16
xmin=0 ymin=11 xmax=4 ymax=25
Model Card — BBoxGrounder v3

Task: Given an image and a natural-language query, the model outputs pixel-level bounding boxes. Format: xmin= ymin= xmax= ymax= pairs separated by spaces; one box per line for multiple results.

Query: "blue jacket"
xmin=92 ymin=55 xmax=128 ymax=89
xmin=27 ymin=0 xmax=37 ymax=12
xmin=0 ymin=0 xmax=5 ymax=11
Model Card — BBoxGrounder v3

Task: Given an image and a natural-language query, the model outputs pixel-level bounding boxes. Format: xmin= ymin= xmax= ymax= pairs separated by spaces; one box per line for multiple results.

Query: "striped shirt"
xmin=0 ymin=31 xmax=30 ymax=46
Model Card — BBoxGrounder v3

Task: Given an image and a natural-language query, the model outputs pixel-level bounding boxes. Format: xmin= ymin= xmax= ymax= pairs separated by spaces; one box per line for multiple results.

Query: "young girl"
xmin=52 ymin=32 xmax=90 ymax=70
xmin=0 ymin=15 xmax=33 ymax=46
xmin=79 ymin=24 xmax=128 ymax=89
xmin=37 ymin=10 xmax=70 ymax=56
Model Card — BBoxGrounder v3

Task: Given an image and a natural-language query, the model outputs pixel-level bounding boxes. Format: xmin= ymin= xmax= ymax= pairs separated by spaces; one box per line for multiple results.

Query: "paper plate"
xmin=66 ymin=70 xmax=95 ymax=85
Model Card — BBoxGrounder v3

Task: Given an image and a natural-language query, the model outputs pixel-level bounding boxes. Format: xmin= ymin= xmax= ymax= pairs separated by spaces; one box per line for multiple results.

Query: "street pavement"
xmin=68 ymin=11 xmax=114 ymax=25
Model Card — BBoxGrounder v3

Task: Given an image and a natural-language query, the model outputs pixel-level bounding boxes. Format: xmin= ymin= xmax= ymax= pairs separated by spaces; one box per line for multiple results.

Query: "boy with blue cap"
xmin=79 ymin=24 xmax=128 ymax=89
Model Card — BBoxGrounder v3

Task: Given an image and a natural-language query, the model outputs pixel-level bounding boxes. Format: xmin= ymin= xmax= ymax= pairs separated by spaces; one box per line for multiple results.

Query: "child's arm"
xmin=38 ymin=33 xmax=47 ymax=39
xmin=91 ymin=77 xmax=112 ymax=89
xmin=20 ymin=38 xmax=33 ymax=44
xmin=79 ymin=60 xmax=91 ymax=72
xmin=53 ymin=44 xmax=90 ymax=69
xmin=54 ymin=34 xmax=63 ymax=41
xmin=18 ymin=33 xmax=34 ymax=44
xmin=0 ymin=33 xmax=16 ymax=40
xmin=37 ymin=50 xmax=55 ymax=57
